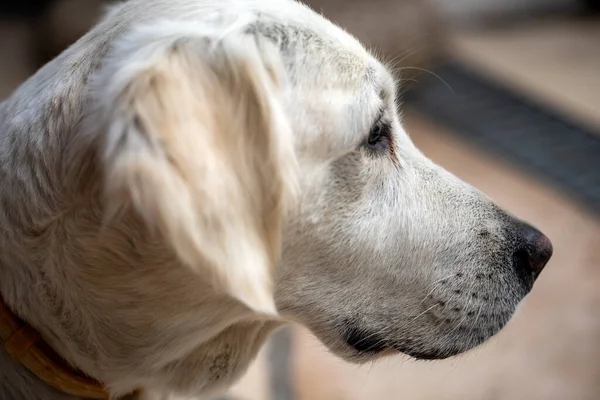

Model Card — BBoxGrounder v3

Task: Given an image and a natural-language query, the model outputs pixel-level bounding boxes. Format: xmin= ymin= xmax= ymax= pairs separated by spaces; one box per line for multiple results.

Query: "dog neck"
xmin=0 ymin=298 xmax=113 ymax=400
xmin=0 ymin=344 xmax=84 ymax=400
xmin=0 ymin=289 xmax=280 ymax=400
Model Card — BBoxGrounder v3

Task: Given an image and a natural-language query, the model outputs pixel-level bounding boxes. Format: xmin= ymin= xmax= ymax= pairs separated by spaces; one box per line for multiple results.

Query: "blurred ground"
xmin=1 ymin=1 xmax=599 ymax=399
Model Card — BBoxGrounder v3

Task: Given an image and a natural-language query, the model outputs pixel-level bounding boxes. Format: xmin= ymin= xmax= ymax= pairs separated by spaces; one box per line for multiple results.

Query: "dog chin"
xmin=338 ymin=324 xmax=482 ymax=362
xmin=391 ymin=345 xmax=465 ymax=360
xmin=341 ymin=343 xmax=469 ymax=363
xmin=333 ymin=344 xmax=453 ymax=364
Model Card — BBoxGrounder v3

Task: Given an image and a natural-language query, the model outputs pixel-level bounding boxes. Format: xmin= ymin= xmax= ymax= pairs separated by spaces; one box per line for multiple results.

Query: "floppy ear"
xmin=92 ymin=22 xmax=297 ymax=315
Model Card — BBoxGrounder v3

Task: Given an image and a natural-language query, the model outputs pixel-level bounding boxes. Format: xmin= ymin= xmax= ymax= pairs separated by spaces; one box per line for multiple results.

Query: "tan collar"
xmin=0 ymin=297 xmax=110 ymax=399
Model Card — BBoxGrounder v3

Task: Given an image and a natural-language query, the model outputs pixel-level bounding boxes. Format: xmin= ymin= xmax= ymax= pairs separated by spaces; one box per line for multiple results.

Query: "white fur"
xmin=0 ymin=0 xmax=547 ymax=399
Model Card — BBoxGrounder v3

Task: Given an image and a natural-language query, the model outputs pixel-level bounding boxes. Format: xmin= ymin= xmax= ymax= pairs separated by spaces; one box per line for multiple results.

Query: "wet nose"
xmin=513 ymin=224 xmax=553 ymax=280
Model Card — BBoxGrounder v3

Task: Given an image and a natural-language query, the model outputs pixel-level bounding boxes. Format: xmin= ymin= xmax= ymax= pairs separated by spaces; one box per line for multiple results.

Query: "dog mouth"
xmin=341 ymin=325 xmax=456 ymax=361
xmin=341 ymin=323 xmax=490 ymax=361
xmin=342 ymin=325 xmax=389 ymax=355
xmin=342 ymin=334 xmax=465 ymax=361
xmin=344 ymin=341 xmax=460 ymax=361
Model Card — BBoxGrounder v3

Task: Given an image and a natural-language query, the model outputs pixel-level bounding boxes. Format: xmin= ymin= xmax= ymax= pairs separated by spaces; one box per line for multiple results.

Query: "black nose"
xmin=513 ymin=224 xmax=553 ymax=280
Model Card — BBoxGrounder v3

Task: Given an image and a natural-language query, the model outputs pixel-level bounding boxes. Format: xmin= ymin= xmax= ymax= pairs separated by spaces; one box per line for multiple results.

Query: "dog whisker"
xmin=394 ymin=66 xmax=456 ymax=95
xmin=419 ymin=273 xmax=455 ymax=305
xmin=411 ymin=304 xmax=438 ymax=321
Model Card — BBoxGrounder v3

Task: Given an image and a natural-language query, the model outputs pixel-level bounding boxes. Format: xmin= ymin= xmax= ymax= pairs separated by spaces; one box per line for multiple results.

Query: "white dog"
xmin=0 ymin=0 xmax=553 ymax=399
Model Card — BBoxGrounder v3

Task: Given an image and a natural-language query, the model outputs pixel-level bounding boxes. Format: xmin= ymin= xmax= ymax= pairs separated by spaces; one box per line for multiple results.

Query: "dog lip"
xmin=346 ymin=342 xmax=463 ymax=361
xmin=342 ymin=324 xmax=388 ymax=354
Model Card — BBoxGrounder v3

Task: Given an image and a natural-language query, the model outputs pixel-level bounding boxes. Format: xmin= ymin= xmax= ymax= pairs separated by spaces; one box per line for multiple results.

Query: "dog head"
xmin=91 ymin=0 xmax=552 ymax=365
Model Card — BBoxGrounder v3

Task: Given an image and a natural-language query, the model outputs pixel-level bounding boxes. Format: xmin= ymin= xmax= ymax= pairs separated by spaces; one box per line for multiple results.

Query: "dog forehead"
xmin=244 ymin=3 xmax=370 ymax=86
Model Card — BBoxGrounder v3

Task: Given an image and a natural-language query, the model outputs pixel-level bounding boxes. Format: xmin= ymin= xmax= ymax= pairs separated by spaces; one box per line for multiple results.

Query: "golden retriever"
xmin=0 ymin=0 xmax=552 ymax=399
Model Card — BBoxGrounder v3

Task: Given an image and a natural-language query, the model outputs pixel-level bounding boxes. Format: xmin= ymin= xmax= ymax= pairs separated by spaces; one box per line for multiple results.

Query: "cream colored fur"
xmin=0 ymin=0 xmax=550 ymax=399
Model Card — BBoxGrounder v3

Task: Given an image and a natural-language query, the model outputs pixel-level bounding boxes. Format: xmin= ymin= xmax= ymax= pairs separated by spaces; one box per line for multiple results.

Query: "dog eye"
xmin=366 ymin=119 xmax=391 ymax=151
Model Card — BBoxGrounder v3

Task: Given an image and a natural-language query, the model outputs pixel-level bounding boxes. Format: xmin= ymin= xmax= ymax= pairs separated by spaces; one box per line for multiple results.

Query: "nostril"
xmin=528 ymin=232 xmax=553 ymax=276
xmin=514 ymin=224 xmax=553 ymax=280
xmin=513 ymin=248 xmax=533 ymax=279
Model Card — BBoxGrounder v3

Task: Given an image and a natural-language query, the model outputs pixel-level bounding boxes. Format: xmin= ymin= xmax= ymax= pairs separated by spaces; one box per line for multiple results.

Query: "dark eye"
xmin=366 ymin=119 xmax=390 ymax=150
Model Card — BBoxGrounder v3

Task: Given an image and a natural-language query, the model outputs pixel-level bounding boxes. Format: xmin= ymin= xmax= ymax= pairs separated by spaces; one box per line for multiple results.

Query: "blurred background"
xmin=1 ymin=0 xmax=599 ymax=399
